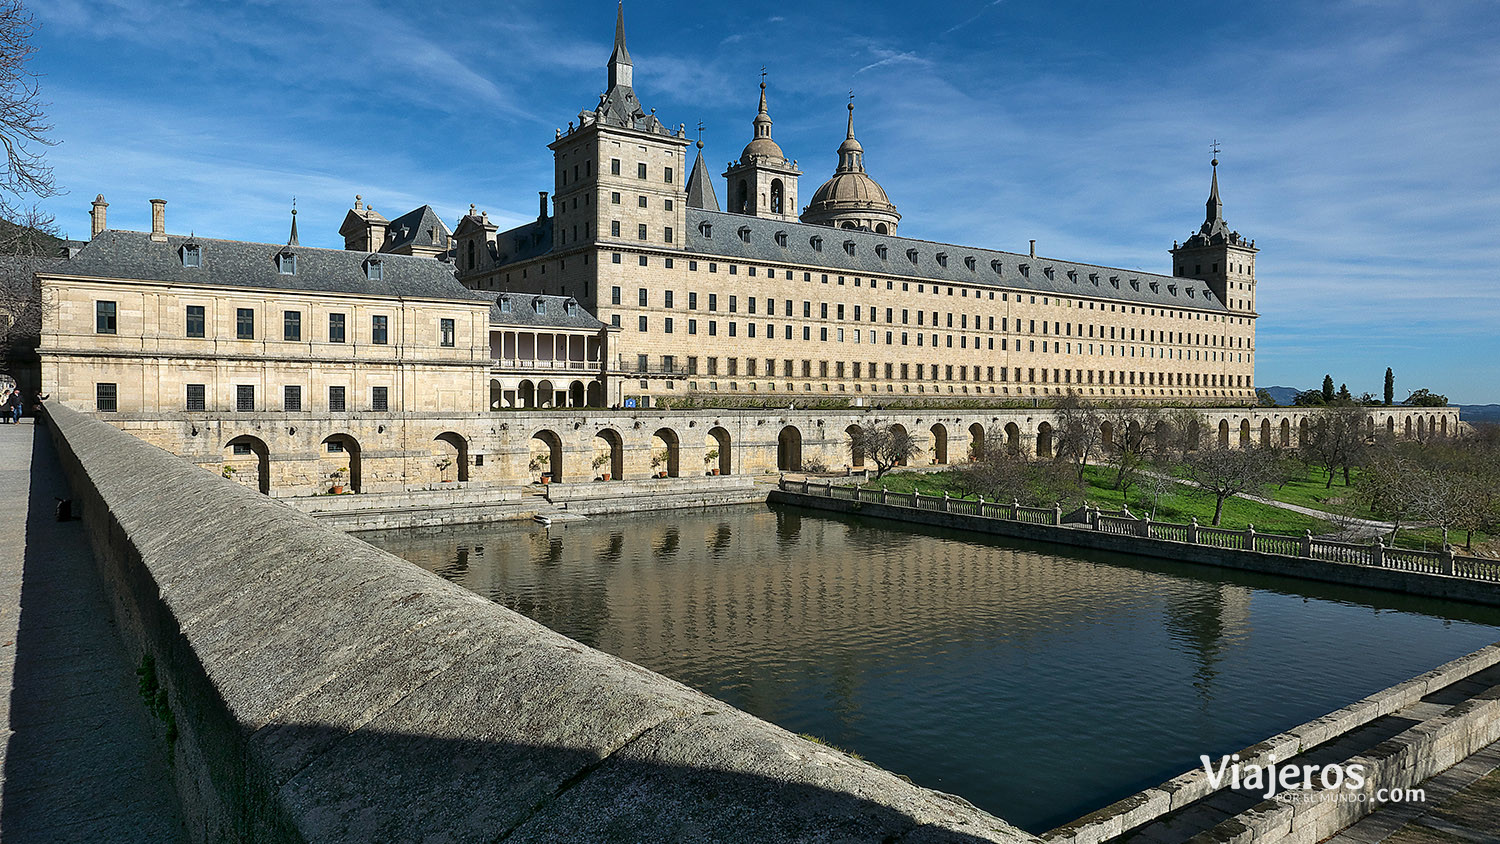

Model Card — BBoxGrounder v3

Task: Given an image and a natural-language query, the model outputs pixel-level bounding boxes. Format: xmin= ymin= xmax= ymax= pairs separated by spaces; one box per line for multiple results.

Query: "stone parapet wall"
xmin=44 ymin=401 xmax=1037 ymax=843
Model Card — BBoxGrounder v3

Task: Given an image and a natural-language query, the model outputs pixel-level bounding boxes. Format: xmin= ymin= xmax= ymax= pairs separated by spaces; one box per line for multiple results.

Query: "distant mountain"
xmin=1457 ymin=405 xmax=1500 ymax=423
xmin=1258 ymin=386 xmax=1301 ymax=406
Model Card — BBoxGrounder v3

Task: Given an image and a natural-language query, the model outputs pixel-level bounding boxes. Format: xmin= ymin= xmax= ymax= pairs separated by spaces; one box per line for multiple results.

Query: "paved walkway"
xmin=1329 ymin=738 xmax=1500 ymax=844
xmin=0 ymin=419 xmax=185 ymax=842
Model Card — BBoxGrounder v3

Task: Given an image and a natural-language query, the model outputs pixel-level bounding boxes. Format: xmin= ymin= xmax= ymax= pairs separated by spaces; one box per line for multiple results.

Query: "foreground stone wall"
xmin=45 ymin=401 xmax=1036 ymax=843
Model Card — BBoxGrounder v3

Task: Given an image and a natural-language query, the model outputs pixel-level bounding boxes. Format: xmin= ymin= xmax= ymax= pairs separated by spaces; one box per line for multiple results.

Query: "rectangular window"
xmin=665 ymin=166 xmax=674 ymax=183
xmin=185 ymin=305 xmax=205 ymax=338
xmin=637 ymin=162 xmax=647 ymax=179
xmin=611 ymin=286 xmax=622 ymax=305
xmin=329 ymin=385 xmax=346 ymax=412
xmin=371 ymin=386 xmax=389 ymax=412
xmin=96 ymin=382 xmax=118 ymax=412
xmin=611 ymin=220 xmax=621 ymax=237
xmin=372 ymin=315 xmax=388 ymax=344
xmin=664 ymin=226 xmax=673 ymax=243
xmin=638 ymin=287 xmax=648 ymax=306
xmin=236 ymin=308 xmax=254 ymax=339
xmin=637 ymin=223 xmax=647 ymax=240
xmin=639 ymin=315 xmax=648 ymax=332
xmin=709 ymin=293 xmax=718 ymax=312
xmin=440 ymin=318 xmax=455 ymax=347
xmin=283 ymin=310 xmax=301 ymax=341
xmin=95 ymin=301 xmax=118 ymax=334
xmin=611 ymin=158 xmax=621 ymax=175
xmin=664 ymin=317 xmax=674 ymax=334
xmin=284 ymin=385 xmax=302 ymax=412
xmin=236 ymin=384 xmax=255 ymax=412
xmin=664 ymin=290 xmax=674 ymax=308
xmin=185 ymin=383 xmax=206 ymax=411
xmin=329 ymin=313 xmax=346 ymax=343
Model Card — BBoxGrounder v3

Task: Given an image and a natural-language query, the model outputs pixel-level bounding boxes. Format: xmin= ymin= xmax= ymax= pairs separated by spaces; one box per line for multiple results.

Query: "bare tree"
xmin=1102 ymin=405 xmax=1165 ymax=497
xmin=1180 ymin=445 xmax=1279 ymax=526
xmin=1051 ymin=391 xmax=1104 ymax=482
xmin=0 ymin=1 xmax=56 ymax=203
xmin=847 ymin=421 xmax=920 ymax=480
xmin=1302 ymin=403 xmax=1371 ymax=487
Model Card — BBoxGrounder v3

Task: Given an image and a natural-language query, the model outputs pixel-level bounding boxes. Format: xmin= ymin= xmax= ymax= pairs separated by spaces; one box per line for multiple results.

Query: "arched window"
xmin=467 ymin=239 xmax=476 ymax=269
xmin=735 ymin=180 xmax=749 ymax=213
xmin=770 ymin=179 xmax=784 ymax=215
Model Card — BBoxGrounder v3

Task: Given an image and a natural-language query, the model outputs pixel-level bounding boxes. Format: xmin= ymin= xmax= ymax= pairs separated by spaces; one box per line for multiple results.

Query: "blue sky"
xmin=27 ymin=0 xmax=1500 ymax=403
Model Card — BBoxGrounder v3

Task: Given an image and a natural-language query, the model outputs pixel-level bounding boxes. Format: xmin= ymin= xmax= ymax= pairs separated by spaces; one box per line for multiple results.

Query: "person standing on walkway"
xmin=10 ymin=392 xmax=21 ymax=423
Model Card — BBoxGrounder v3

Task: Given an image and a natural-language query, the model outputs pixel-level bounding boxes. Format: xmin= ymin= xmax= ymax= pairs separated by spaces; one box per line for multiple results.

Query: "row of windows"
xmin=606 ymin=158 xmax=673 ymax=184
xmin=95 ymin=302 xmax=455 ymax=347
xmin=623 ymin=355 xmax=1250 ymax=388
xmin=608 ymin=221 xmax=674 ymax=243
xmin=96 ymin=383 xmax=390 ymax=413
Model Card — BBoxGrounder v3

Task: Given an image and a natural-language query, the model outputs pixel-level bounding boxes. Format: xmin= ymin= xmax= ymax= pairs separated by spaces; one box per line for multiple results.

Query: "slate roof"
xmin=383 ymin=205 xmax=450 ymax=253
xmin=489 ymin=293 xmax=604 ymax=330
xmin=682 ymin=209 xmax=1227 ymax=312
xmin=492 ymin=218 xmax=553 ymax=265
xmin=686 ymin=146 xmax=720 ymax=211
xmin=49 ymin=229 xmax=485 ymax=303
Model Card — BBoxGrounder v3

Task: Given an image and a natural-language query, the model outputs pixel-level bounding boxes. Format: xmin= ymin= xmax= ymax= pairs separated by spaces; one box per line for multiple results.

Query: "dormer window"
xmin=277 ymin=251 xmax=297 ymax=275
xmin=498 ymin=295 xmax=513 ymax=313
xmin=843 ymin=240 xmax=855 ymax=256
xmin=1149 ymin=281 xmax=1159 ymax=292
xmin=990 ymin=260 xmax=1004 ymax=275
xmin=810 ymin=235 xmax=823 ymax=251
xmin=936 ymin=252 xmax=948 ymax=267
xmin=564 ymin=298 xmax=578 ymax=316
xmin=364 ymin=257 xmax=383 ymax=281
xmin=1167 ymin=284 xmax=1177 ymax=295
xmin=1109 ymin=276 xmax=1120 ymax=288
xmin=775 ymin=230 xmax=788 ymax=247
xmin=737 ymin=226 xmax=751 ymax=243
xmin=1129 ymin=279 xmax=1140 ymax=291
xmin=1187 ymin=288 xmax=1197 ymax=298
xmin=964 ymin=256 xmax=976 ymax=271
xmin=1043 ymin=266 xmax=1054 ymax=280
xmin=906 ymin=248 xmax=918 ymax=264
xmin=875 ymin=244 xmax=888 ymax=260
xmin=1067 ymin=269 xmax=1078 ymax=282
xmin=1089 ymin=273 xmax=1100 ymax=285
xmin=533 ymin=297 xmax=547 ymax=315
xmin=181 ymin=244 xmax=201 ymax=268
xmin=699 ymin=220 xmax=713 ymax=237
xmin=1018 ymin=263 xmax=1030 ymax=277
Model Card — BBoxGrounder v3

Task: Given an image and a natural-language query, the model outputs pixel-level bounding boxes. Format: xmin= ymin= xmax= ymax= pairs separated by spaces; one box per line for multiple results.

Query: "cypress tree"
xmin=1322 ymin=374 xmax=1335 ymax=403
xmin=1384 ymin=368 xmax=1394 ymax=406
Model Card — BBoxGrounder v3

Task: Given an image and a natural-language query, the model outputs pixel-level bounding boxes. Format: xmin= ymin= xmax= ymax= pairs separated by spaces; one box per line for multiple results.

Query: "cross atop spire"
xmin=608 ymin=2 xmax=633 ymax=90
xmin=754 ymin=77 xmax=772 ymax=138
xmin=288 ymin=198 xmax=299 ymax=247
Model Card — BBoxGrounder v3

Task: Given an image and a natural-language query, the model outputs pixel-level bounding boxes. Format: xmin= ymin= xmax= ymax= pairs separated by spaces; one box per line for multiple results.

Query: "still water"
xmin=364 ymin=503 xmax=1500 ymax=833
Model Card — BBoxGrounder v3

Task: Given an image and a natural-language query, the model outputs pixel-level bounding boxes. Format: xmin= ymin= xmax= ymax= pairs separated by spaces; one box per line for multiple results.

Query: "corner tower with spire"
xmin=723 ymin=80 xmax=800 ymax=220
xmin=800 ymin=101 xmax=900 ymax=234
xmin=1170 ymin=156 xmax=1258 ymax=314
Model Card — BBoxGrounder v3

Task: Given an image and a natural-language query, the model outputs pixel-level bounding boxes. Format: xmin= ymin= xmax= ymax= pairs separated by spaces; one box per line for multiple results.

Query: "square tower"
xmin=1170 ymin=160 xmax=1258 ymax=314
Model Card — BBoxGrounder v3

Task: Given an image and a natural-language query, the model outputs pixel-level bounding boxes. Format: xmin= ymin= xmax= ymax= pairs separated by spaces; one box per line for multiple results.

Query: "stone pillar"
xmin=1371 ymin=537 xmax=1384 ymax=568
xmin=1244 ymin=524 xmax=1256 ymax=552
xmin=1188 ymin=517 xmax=1199 ymax=544
xmin=1011 ymin=499 xmax=1020 ymax=520
xmin=1441 ymin=544 xmax=1456 ymax=576
xmin=1053 ymin=502 xmax=1063 ymax=525
xmin=1140 ymin=517 xmax=1151 ymax=538
xmin=942 ymin=492 xmax=950 ymax=512
xmin=881 ymin=487 xmax=888 ymax=505
xmin=1301 ymin=530 xmax=1314 ymax=557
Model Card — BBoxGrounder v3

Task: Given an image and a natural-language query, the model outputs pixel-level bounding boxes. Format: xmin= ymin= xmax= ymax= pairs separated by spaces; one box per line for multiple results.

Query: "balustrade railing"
xmin=778 ymin=478 xmax=1493 ymax=586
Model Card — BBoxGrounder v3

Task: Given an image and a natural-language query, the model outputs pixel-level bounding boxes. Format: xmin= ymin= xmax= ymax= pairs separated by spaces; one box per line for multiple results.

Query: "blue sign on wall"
xmin=624 ymin=398 xmax=637 ymax=408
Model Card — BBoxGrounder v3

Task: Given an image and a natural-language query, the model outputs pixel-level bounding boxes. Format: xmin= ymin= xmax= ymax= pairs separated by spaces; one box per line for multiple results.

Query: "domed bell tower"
xmin=723 ymin=80 xmax=800 ymax=220
xmin=1170 ymin=157 xmax=1258 ymax=314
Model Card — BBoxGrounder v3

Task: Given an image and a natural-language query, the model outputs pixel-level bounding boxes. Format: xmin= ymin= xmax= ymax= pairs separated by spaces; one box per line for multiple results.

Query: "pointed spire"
xmin=846 ymin=99 xmax=856 ymax=139
xmin=837 ymin=100 xmax=864 ymax=172
xmin=753 ymin=80 xmax=772 ymax=139
xmin=607 ymin=2 xmax=633 ymax=90
xmin=288 ymin=199 xmax=299 ymax=247
xmin=1206 ymin=156 xmax=1222 ymax=226
xmin=686 ymin=138 xmax=720 ymax=212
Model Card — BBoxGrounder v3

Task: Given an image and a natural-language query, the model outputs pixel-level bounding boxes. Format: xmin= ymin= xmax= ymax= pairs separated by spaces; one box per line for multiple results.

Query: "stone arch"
xmin=518 ymin=379 xmax=536 ymax=409
xmin=434 ymin=431 xmax=469 ymax=482
xmin=875 ymin=222 xmax=889 ymax=235
xmin=530 ymin=429 xmax=563 ymax=483
xmin=1187 ymin=419 xmax=1202 ymax=451
xmin=1100 ymin=420 xmax=1115 ymax=451
xmin=1260 ymin=418 xmax=1272 ymax=448
xmin=652 ymin=427 xmax=680 ymax=478
xmin=1239 ymin=419 xmax=1252 ymax=448
xmin=890 ymin=423 xmax=911 ymax=466
xmin=1417 ymin=416 xmax=1426 ymax=439
xmin=734 ymin=179 xmax=749 ymax=213
xmin=968 ymin=422 xmax=985 ymax=461
xmin=846 ymin=424 xmax=865 ymax=468
xmin=568 ymin=380 xmax=586 ymax=408
xmin=1004 ymin=422 xmax=1021 ymax=455
xmin=587 ymin=382 xmax=604 ymax=408
xmin=1155 ymin=420 xmax=1171 ymax=453
xmin=1218 ymin=419 xmax=1231 ymax=447
xmin=778 ymin=425 xmax=803 ymax=472
xmin=537 ymin=379 xmax=556 ymax=409
xmin=1440 ymin=416 xmax=1448 ymax=437
xmin=929 ymin=423 xmax=948 ymax=464
xmin=322 ymin=433 xmax=362 ymax=493
xmin=1300 ymin=417 xmax=1311 ymax=446
xmin=489 ymin=379 xmax=504 ymax=411
xmin=1126 ymin=419 xmax=1142 ymax=447
xmin=1280 ymin=418 xmax=1291 ymax=447
xmin=1404 ymin=416 xmax=1412 ymax=438
xmin=593 ymin=428 xmax=623 ymax=480
xmin=1387 ymin=417 xmax=1395 ymax=436
xmin=223 ymin=434 xmax=271 ymax=495
xmin=706 ymin=426 xmax=731 ymax=475
xmin=1037 ymin=421 xmax=1054 ymax=459
xmin=770 ymin=178 xmax=784 ymax=215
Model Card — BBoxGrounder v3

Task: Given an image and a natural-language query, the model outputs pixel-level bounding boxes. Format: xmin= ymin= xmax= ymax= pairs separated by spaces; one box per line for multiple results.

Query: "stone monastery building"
xmin=448 ymin=6 xmax=1260 ymax=409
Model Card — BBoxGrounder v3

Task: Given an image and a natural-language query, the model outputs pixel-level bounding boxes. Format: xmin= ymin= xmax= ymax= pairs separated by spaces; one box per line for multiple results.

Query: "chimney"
xmin=90 ymin=194 xmax=108 ymax=239
xmin=150 ymin=199 xmax=167 ymax=242
xmin=538 ymin=191 xmax=548 ymax=220
xmin=1029 ymin=239 xmax=1036 ymax=258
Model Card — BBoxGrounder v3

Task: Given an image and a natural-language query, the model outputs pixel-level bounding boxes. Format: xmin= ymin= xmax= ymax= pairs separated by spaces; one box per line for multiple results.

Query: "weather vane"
xmin=696 ymin=121 xmax=705 ymax=144
xmin=1210 ymin=139 xmax=1221 ymax=160
xmin=760 ymin=66 xmax=766 ymax=84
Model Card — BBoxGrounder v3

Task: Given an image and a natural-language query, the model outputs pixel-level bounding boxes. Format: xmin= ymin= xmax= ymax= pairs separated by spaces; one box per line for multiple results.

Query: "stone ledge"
xmin=45 ymin=402 xmax=1037 ymax=843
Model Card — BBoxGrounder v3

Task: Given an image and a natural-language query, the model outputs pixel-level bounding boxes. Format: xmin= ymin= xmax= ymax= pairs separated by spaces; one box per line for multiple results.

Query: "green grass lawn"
xmin=1260 ymin=466 xmax=1361 ymax=512
xmin=854 ymin=465 xmax=1332 ymax=536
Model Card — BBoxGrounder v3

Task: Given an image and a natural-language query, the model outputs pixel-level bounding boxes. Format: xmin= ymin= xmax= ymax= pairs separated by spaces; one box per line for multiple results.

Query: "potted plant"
xmin=704 ymin=447 xmax=719 ymax=475
xmin=529 ymin=453 xmax=550 ymax=483
xmin=220 ymin=464 xmax=237 ymax=480
xmin=652 ymin=449 xmax=669 ymax=478
xmin=330 ymin=466 xmax=348 ymax=494
xmin=436 ymin=455 xmax=454 ymax=483
xmin=592 ymin=453 xmax=610 ymax=481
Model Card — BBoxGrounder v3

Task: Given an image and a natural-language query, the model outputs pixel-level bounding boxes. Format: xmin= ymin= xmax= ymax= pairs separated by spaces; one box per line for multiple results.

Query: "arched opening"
xmin=1186 ymin=419 xmax=1202 ymax=451
xmin=778 ymin=425 xmax=803 ymax=472
xmin=1300 ymin=418 xmax=1311 ymax=446
xmin=929 ymin=423 xmax=948 ymax=464
xmin=846 ymin=424 xmax=865 ymax=468
xmin=223 ymin=435 xmax=270 ymax=495
xmin=568 ymin=380 xmax=585 ymax=408
xmin=1100 ymin=420 xmax=1115 ymax=451
xmin=735 ymin=179 xmax=749 ymax=213
xmin=1037 ymin=422 xmax=1054 ymax=459
xmin=518 ymin=380 xmax=536 ymax=409
xmin=706 ymin=426 xmax=731 ymax=476
xmin=1218 ymin=419 xmax=1231 ymax=447
xmin=1155 ymin=420 xmax=1171 ymax=453
xmin=434 ymin=432 xmax=469 ymax=482
xmin=1126 ymin=419 xmax=1142 ymax=449
xmin=586 ymin=382 xmax=604 ymax=408
xmin=1280 ymin=418 xmax=1291 ymax=446
xmin=890 ymin=424 xmax=911 ymax=466
xmin=537 ymin=379 xmax=556 ymax=409
xmin=1004 ymin=422 xmax=1021 ymax=455
xmin=1440 ymin=416 xmax=1448 ymax=437
xmin=1417 ymin=416 xmax=1426 ymax=439
xmin=593 ymin=429 xmax=623 ymax=480
xmin=322 ymin=433 xmax=362 ymax=493
xmin=1239 ymin=419 xmax=1252 ymax=448
xmin=1260 ymin=418 xmax=1272 ymax=448
xmin=530 ymin=430 xmax=563 ymax=483
xmin=840 ymin=221 xmax=857 ymax=229
xmin=1386 ymin=417 xmax=1395 ymax=436
xmin=968 ymin=422 xmax=985 ymax=461
xmin=489 ymin=379 xmax=504 ymax=411
xmin=652 ymin=427 xmax=680 ymax=478
xmin=1404 ymin=416 xmax=1412 ymax=438
xmin=875 ymin=223 xmax=888 ymax=235
xmin=770 ymin=179 xmax=784 ymax=215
